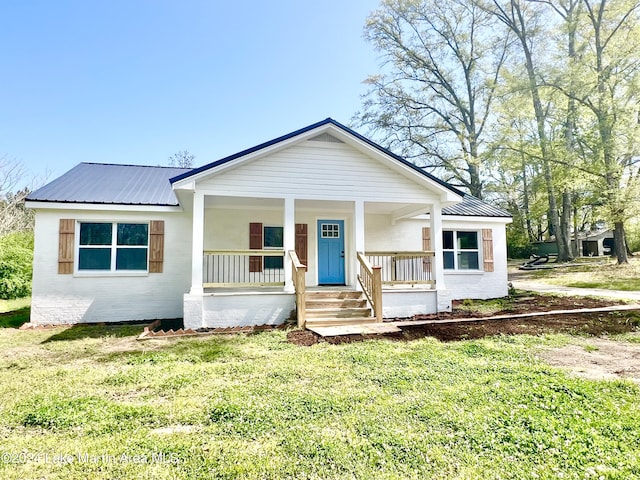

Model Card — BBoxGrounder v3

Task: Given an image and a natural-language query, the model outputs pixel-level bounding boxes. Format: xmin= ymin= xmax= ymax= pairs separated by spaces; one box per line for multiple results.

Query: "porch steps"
xmin=304 ymin=290 xmax=376 ymax=328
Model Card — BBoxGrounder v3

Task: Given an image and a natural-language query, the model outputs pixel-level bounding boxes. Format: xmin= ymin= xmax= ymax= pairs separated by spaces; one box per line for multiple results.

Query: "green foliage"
xmin=506 ymin=223 xmax=535 ymax=259
xmin=627 ymin=221 xmax=640 ymax=253
xmin=0 ymin=231 xmax=33 ymax=299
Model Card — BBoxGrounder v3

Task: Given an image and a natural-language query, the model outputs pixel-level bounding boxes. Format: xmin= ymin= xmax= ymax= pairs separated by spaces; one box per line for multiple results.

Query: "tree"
xmin=481 ymin=0 xmax=575 ymax=261
xmin=356 ymin=0 xmax=510 ymax=198
xmin=544 ymin=0 xmax=640 ymax=263
xmin=578 ymin=0 xmax=640 ymax=263
xmin=168 ymin=150 xmax=195 ymax=168
xmin=0 ymin=156 xmax=38 ymax=236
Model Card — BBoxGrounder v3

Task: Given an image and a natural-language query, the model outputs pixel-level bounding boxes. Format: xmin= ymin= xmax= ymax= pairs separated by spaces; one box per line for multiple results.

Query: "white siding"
xmin=30 ymin=209 xmax=192 ymax=324
xmin=365 ymin=214 xmax=425 ymax=251
xmin=442 ymin=218 xmax=510 ymax=300
xmin=203 ymin=206 xmax=509 ymax=300
xmin=198 ymin=141 xmax=439 ymax=203
xmin=366 ymin=213 xmax=509 ymax=299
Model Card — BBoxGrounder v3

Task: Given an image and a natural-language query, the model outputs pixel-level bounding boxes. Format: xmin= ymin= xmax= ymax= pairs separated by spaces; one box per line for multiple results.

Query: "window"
xmin=263 ymin=226 xmax=283 ymax=269
xmin=443 ymin=230 xmax=479 ymax=270
xmin=321 ymin=223 xmax=340 ymax=238
xmin=78 ymin=222 xmax=148 ymax=272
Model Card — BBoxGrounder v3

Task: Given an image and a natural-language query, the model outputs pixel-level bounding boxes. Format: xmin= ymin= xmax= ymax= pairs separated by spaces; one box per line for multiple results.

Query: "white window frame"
xmin=75 ymin=221 xmax=149 ymax=275
xmin=443 ymin=230 xmax=481 ymax=271
xmin=263 ymin=225 xmax=284 ymax=270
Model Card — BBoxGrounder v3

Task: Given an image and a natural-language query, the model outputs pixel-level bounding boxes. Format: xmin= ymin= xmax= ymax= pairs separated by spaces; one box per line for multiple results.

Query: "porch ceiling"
xmin=203 ymin=195 xmax=432 ymax=216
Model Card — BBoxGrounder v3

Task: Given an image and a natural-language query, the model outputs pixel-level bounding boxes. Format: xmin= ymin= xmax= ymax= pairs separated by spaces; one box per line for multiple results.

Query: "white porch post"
xmin=431 ymin=202 xmax=445 ymax=289
xmin=283 ymin=196 xmax=295 ymax=293
xmin=190 ymin=191 xmax=205 ymax=294
xmin=354 ymin=200 xmax=365 ymax=288
xmin=431 ymin=202 xmax=450 ymax=311
xmin=354 ymin=200 xmax=365 ymax=252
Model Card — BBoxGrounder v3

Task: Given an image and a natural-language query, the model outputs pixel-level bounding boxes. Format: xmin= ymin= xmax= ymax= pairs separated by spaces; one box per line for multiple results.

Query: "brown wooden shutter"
xmin=149 ymin=220 xmax=165 ymax=273
xmin=482 ymin=228 xmax=494 ymax=272
xmin=58 ymin=219 xmax=75 ymax=274
xmin=295 ymin=223 xmax=308 ymax=266
xmin=422 ymin=227 xmax=431 ymax=272
xmin=249 ymin=222 xmax=263 ymax=273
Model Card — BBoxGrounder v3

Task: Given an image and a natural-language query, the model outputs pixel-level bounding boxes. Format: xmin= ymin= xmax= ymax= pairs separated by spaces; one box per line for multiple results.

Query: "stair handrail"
xmin=289 ymin=250 xmax=307 ymax=328
xmin=357 ymin=252 xmax=383 ymax=323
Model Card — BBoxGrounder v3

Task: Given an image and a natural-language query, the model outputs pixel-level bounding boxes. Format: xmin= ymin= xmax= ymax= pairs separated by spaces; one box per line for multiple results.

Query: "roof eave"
xmin=25 ymin=200 xmax=184 ymax=212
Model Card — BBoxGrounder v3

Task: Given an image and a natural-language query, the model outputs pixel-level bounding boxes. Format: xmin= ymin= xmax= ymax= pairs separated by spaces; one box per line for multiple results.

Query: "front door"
xmin=317 ymin=220 xmax=345 ymax=285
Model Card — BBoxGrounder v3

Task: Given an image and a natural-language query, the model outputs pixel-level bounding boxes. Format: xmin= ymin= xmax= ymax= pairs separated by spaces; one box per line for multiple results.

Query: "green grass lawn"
xmin=0 ymin=297 xmax=30 ymax=328
xmin=514 ymin=257 xmax=640 ymax=291
xmin=0 ymin=325 xmax=638 ymax=479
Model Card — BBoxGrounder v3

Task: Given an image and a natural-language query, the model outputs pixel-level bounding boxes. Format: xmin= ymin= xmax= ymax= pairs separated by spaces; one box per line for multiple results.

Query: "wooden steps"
xmin=304 ymin=290 xmax=376 ymax=328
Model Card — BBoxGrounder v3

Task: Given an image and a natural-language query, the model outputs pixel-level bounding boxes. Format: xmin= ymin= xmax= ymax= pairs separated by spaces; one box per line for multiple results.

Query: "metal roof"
xmin=443 ymin=194 xmax=511 ymax=218
xmin=25 ymin=140 xmax=511 ymax=219
xmin=27 ymin=163 xmax=191 ymax=206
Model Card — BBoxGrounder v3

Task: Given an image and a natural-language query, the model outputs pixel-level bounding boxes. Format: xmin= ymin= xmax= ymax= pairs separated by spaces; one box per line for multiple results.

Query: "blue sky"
xmin=1 ymin=0 xmax=381 ymax=183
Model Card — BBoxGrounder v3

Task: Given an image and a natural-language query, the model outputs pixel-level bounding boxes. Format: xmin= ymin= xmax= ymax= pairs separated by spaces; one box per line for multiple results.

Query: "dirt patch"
xmin=420 ymin=295 xmax=623 ymax=320
xmin=286 ymin=330 xmax=320 ymax=346
xmin=538 ymin=338 xmax=640 ymax=383
xmin=399 ymin=311 xmax=640 ymax=342
xmin=287 ymin=311 xmax=640 ymax=346
xmin=286 ymin=294 xmax=640 ymax=346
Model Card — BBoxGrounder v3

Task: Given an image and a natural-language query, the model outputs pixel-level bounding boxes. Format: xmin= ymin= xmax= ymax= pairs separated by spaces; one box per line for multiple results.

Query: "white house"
xmin=26 ymin=119 xmax=512 ymax=330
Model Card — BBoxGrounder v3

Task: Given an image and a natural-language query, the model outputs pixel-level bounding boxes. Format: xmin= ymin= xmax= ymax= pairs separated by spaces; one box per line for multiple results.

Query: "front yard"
xmin=1 ymin=321 xmax=639 ymax=479
xmin=511 ymin=256 xmax=640 ymax=291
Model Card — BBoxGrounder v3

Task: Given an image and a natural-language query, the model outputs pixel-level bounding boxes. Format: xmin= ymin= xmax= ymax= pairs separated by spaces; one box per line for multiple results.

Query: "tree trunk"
xmin=558 ymin=191 xmax=574 ymax=262
xmin=573 ymin=201 xmax=580 ymax=256
xmin=614 ymin=221 xmax=628 ymax=264
xmin=521 ymin=156 xmax=534 ymax=241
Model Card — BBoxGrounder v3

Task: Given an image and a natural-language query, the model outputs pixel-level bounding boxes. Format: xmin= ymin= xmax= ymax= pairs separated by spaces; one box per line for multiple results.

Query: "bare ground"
xmin=538 ymin=338 xmax=640 ymax=383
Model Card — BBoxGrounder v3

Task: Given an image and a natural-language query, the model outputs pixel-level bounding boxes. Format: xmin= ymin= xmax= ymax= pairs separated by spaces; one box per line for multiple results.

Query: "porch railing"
xmin=203 ymin=249 xmax=285 ymax=287
xmin=365 ymin=251 xmax=435 ymax=287
xmin=357 ymin=252 xmax=383 ymax=323
xmin=289 ymin=250 xmax=307 ymax=328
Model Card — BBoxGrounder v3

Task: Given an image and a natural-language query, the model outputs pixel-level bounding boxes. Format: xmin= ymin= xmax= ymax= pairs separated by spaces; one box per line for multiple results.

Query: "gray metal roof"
xmin=443 ymin=194 xmax=511 ymax=218
xmin=26 ymin=162 xmax=511 ymax=218
xmin=27 ymin=163 xmax=191 ymax=206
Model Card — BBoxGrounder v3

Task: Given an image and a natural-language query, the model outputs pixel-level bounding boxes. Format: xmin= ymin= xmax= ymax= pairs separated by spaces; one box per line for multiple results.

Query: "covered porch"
xmin=183 ymin=193 xmax=450 ymax=330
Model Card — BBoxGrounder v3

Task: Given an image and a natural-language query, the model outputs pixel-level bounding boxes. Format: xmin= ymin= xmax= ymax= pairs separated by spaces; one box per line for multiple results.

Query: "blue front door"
xmin=317 ymin=220 xmax=345 ymax=285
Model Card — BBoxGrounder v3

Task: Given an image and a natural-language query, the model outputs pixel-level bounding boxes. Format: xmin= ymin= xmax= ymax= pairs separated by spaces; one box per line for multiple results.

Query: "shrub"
xmin=0 ymin=231 xmax=33 ymax=299
xmin=626 ymin=221 xmax=640 ymax=254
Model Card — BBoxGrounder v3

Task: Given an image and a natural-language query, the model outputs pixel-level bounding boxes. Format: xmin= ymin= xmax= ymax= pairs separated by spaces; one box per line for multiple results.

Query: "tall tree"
xmin=482 ymin=0 xmax=574 ymax=261
xmin=357 ymin=0 xmax=510 ymax=198
xmin=579 ymin=0 xmax=640 ymax=263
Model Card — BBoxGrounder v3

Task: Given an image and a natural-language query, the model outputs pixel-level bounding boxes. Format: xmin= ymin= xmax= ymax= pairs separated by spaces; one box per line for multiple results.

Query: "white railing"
xmin=357 ymin=252 xmax=383 ymax=323
xmin=365 ymin=251 xmax=435 ymax=286
xmin=203 ymin=249 xmax=285 ymax=287
xmin=289 ymin=250 xmax=307 ymax=328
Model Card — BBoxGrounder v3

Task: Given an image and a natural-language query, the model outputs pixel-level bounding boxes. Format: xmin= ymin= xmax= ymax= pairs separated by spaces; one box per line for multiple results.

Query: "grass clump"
xmin=0 ymin=297 xmax=30 ymax=328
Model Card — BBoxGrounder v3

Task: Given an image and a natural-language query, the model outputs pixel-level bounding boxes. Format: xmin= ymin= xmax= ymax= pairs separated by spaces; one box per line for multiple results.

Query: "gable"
xmin=196 ymin=137 xmax=443 ymax=203
xmin=171 ymin=118 xmax=463 ymax=204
